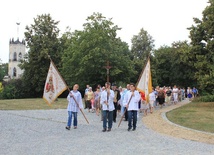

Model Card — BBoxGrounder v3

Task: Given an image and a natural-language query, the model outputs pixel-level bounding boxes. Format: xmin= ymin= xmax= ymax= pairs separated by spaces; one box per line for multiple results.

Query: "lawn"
xmin=166 ymin=102 xmax=214 ymax=133
xmin=0 ymin=98 xmax=68 ymax=110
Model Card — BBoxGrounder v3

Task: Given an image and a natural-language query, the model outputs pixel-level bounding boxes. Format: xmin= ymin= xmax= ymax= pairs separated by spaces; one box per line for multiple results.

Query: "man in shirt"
xmin=100 ymin=82 xmax=115 ymax=132
xmin=112 ymin=84 xmax=121 ymax=123
xmin=123 ymin=83 xmax=140 ymax=131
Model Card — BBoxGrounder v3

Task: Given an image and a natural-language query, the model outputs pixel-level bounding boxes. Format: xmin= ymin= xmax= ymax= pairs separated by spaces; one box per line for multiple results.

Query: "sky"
xmin=0 ymin=0 xmax=209 ymax=63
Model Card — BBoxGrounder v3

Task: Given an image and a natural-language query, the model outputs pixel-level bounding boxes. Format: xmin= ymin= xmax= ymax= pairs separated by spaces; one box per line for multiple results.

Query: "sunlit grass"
xmin=166 ymin=102 xmax=214 ymax=133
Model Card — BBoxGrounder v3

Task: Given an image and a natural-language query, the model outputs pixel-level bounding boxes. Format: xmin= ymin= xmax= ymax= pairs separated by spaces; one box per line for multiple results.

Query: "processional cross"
xmin=104 ymin=61 xmax=112 ymax=82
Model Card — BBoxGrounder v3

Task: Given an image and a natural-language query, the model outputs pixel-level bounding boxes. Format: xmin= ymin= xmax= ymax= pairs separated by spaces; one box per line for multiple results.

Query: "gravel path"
xmin=0 ymin=100 xmax=214 ymax=155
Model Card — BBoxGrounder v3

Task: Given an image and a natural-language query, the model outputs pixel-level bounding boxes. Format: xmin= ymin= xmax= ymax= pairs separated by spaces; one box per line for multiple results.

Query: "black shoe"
xmin=65 ymin=126 xmax=70 ymax=130
xmin=127 ymin=128 xmax=131 ymax=131
xmin=132 ymin=128 xmax=136 ymax=131
xmin=107 ymin=128 xmax=111 ymax=132
xmin=102 ymin=128 xmax=106 ymax=132
xmin=113 ymin=120 xmax=116 ymax=123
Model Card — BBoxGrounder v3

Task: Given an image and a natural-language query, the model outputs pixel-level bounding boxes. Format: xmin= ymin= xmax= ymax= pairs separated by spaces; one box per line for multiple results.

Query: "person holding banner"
xmin=123 ymin=83 xmax=141 ymax=131
xmin=65 ymin=84 xmax=83 ymax=130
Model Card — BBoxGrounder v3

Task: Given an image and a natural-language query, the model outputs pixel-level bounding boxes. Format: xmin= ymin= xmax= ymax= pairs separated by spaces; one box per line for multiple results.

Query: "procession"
xmin=1 ymin=0 xmax=213 ymax=154
xmin=65 ymin=81 xmax=198 ymax=132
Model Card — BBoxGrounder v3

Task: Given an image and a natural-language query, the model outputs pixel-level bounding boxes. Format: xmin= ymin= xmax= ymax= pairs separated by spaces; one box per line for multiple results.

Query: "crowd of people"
xmin=65 ymin=82 xmax=198 ymax=132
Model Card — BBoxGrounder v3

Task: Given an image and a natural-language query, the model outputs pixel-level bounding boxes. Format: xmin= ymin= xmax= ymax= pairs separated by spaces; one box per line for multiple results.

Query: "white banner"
xmin=136 ymin=58 xmax=153 ymax=103
xmin=43 ymin=61 xmax=67 ymax=105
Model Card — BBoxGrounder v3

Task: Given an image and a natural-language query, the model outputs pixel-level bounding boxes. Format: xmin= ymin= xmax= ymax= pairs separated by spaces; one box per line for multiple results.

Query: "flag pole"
xmin=136 ymin=55 xmax=150 ymax=87
xmin=118 ymin=95 xmax=133 ymax=128
xmin=68 ymin=90 xmax=89 ymax=124
xmin=48 ymin=56 xmax=89 ymax=124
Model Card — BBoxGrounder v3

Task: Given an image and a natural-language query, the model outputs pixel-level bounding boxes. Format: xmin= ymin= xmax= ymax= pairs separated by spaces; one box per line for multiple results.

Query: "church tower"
xmin=8 ymin=22 xmax=26 ymax=79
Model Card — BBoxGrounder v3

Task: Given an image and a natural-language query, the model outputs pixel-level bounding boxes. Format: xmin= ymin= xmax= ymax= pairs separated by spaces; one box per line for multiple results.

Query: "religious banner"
xmin=43 ymin=61 xmax=67 ymax=105
xmin=136 ymin=58 xmax=153 ymax=103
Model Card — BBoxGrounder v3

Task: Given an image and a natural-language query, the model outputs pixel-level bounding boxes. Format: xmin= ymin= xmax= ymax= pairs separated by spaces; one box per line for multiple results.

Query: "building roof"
xmin=9 ymin=38 xmax=25 ymax=45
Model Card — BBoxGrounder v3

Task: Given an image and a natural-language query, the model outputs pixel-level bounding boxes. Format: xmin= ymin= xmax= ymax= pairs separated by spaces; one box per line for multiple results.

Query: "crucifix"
xmin=104 ymin=61 xmax=112 ymax=82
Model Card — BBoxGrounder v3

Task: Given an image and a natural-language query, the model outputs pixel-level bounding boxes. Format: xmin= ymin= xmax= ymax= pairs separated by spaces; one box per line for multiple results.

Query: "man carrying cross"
xmin=100 ymin=82 xmax=114 ymax=132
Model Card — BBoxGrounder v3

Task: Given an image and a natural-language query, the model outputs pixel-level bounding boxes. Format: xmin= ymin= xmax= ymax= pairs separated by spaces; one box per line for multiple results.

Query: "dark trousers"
xmin=103 ymin=110 xmax=113 ymax=129
xmin=124 ymin=107 xmax=128 ymax=121
xmin=128 ymin=110 xmax=137 ymax=129
xmin=113 ymin=102 xmax=117 ymax=122
xmin=86 ymin=100 xmax=92 ymax=109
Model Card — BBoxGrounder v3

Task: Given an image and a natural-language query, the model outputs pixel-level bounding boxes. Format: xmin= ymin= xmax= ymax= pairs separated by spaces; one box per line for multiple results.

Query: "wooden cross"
xmin=104 ymin=61 xmax=112 ymax=82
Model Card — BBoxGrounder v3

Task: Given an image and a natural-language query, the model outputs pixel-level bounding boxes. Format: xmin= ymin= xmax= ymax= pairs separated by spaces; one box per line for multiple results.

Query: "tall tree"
xmin=21 ymin=14 xmax=61 ymax=97
xmin=152 ymin=41 xmax=194 ymax=87
xmin=130 ymin=28 xmax=155 ymax=82
xmin=61 ymin=13 xmax=134 ymax=88
xmin=188 ymin=0 xmax=214 ymax=94
xmin=131 ymin=28 xmax=155 ymax=59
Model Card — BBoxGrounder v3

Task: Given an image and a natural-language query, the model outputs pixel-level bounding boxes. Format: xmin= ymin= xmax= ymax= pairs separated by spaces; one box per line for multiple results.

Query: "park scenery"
xmin=0 ymin=0 xmax=214 ymax=154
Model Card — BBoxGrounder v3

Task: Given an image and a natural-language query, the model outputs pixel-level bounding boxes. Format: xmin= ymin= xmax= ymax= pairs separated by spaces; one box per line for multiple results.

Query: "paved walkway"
xmin=0 ymin=100 xmax=214 ymax=155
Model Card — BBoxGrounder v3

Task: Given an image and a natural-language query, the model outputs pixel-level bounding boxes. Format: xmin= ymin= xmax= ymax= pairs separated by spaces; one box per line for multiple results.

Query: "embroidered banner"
xmin=43 ymin=61 xmax=67 ymax=105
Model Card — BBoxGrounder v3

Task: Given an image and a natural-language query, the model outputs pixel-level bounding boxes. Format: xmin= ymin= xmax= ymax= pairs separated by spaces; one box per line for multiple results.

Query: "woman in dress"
xmin=172 ymin=85 xmax=179 ymax=104
xmin=94 ymin=88 xmax=101 ymax=116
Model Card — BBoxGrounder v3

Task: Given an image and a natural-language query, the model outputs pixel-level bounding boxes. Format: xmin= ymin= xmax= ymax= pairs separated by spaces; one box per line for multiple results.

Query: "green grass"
xmin=166 ymin=102 xmax=214 ymax=133
xmin=0 ymin=98 xmax=68 ymax=110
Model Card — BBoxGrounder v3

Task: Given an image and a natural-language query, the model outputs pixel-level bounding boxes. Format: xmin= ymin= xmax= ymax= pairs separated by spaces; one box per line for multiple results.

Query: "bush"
xmin=0 ymin=79 xmax=29 ymax=99
xmin=193 ymin=95 xmax=214 ymax=102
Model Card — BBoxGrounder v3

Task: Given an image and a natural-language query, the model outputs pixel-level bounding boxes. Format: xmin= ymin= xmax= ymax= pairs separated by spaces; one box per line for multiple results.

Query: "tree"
xmin=188 ymin=0 xmax=214 ymax=94
xmin=61 ymin=13 xmax=135 ymax=89
xmin=0 ymin=62 xmax=8 ymax=81
xmin=21 ymin=14 xmax=62 ymax=97
xmin=152 ymin=41 xmax=194 ymax=88
xmin=0 ymin=82 xmax=3 ymax=93
xmin=130 ymin=28 xmax=155 ymax=82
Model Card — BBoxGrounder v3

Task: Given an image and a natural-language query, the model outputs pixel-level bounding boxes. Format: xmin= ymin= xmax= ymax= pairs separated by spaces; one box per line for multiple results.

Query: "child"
xmin=66 ymin=84 xmax=83 ymax=130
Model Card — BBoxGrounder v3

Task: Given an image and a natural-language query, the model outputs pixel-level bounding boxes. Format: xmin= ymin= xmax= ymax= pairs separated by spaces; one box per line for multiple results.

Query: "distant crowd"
xmin=83 ymin=84 xmax=198 ymax=116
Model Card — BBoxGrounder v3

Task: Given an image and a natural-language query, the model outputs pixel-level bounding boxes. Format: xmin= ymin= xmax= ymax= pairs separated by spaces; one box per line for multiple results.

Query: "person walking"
xmin=65 ymin=84 xmax=83 ymax=130
xmin=118 ymin=86 xmax=124 ymax=115
xmin=172 ymin=85 xmax=179 ymax=104
xmin=149 ymin=88 xmax=155 ymax=113
xmin=165 ymin=87 xmax=172 ymax=105
xmin=94 ymin=87 xmax=101 ymax=116
xmin=192 ymin=87 xmax=198 ymax=98
xmin=85 ymin=87 xmax=94 ymax=112
xmin=123 ymin=83 xmax=140 ymax=131
xmin=84 ymin=85 xmax=90 ymax=109
xmin=157 ymin=88 xmax=165 ymax=108
xmin=100 ymin=82 xmax=115 ymax=132
xmin=187 ymin=87 xmax=193 ymax=100
xmin=121 ymin=84 xmax=130 ymax=121
xmin=112 ymin=84 xmax=121 ymax=123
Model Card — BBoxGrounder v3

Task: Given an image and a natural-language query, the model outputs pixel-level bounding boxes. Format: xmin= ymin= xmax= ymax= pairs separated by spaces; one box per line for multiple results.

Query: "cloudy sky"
xmin=0 ymin=0 xmax=209 ymax=63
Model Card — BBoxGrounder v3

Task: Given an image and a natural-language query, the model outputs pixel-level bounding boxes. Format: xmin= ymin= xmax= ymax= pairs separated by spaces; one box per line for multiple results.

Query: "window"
xmin=13 ymin=67 xmax=17 ymax=77
xmin=13 ymin=52 xmax=17 ymax=61
xmin=18 ymin=52 xmax=22 ymax=61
